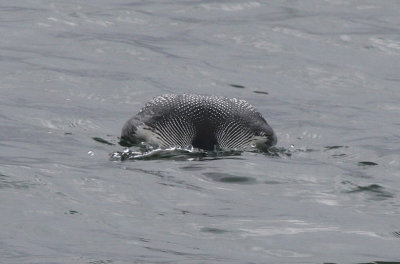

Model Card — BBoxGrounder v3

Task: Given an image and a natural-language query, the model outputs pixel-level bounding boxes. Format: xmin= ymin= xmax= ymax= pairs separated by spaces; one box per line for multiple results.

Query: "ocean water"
xmin=1 ymin=1 xmax=400 ymax=263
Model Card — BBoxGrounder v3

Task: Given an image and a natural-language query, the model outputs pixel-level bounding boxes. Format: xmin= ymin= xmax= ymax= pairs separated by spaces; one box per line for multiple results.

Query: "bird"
xmin=121 ymin=94 xmax=277 ymax=151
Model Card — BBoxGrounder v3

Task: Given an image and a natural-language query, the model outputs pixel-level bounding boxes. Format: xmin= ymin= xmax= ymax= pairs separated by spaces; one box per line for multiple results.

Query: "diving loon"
xmin=121 ymin=94 xmax=277 ymax=151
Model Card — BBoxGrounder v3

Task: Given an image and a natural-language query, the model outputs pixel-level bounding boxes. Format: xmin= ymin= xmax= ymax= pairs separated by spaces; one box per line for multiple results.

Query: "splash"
xmin=110 ymin=142 xmax=251 ymax=161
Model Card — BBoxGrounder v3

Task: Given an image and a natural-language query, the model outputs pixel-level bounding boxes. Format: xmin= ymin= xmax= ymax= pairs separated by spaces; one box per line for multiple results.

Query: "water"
xmin=1 ymin=1 xmax=400 ymax=263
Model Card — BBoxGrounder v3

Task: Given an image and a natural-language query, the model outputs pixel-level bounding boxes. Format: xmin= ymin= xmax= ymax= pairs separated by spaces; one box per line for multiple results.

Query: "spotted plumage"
xmin=121 ymin=94 xmax=277 ymax=151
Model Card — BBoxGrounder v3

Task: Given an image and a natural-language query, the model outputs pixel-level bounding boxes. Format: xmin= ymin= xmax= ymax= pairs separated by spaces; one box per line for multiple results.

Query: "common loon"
xmin=121 ymin=94 xmax=277 ymax=151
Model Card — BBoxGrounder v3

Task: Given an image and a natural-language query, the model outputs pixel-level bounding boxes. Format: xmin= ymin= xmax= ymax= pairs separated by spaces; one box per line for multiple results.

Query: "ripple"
xmin=202 ymin=2 xmax=261 ymax=12
xmin=38 ymin=118 xmax=99 ymax=130
xmin=92 ymin=137 xmax=114 ymax=146
xmin=200 ymin=227 xmax=229 ymax=234
xmin=344 ymin=184 xmax=394 ymax=200
xmin=110 ymin=144 xmax=311 ymax=161
xmin=324 ymin=145 xmax=349 ymax=158
xmin=325 ymin=145 xmax=348 ymax=150
xmin=180 ymin=165 xmax=204 ymax=171
xmin=324 ymin=145 xmax=348 ymax=150
xmin=203 ymin=172 xmax=256 ymax=184
xmin=253 ymin=90 xmax=269 ymax=95
xmin=87 ymin=260 xmax=112 ymax=264
xmin=332 ymin=153 xmax=347 ymax=158
xmin=0 ymin=172 xmax=31 ymax=189
xmin=355 ymin=262 xmax=400 ymax=264
xmin=392 ymin=231 xmax=400 ymax=238
xmin=110 ymin=148 xmax=206 ymax=161
xmin=110 ymin=146 xmax=244 ymax=161
xmin=64 ymin=210 xmax=79 ymax=215
xmin=264 ymin=146 xmax=295 ymax=157
xmin=358 ymin=161 xmax=379 ymax=166
xmin=123 ymin=167 xmax=204 ymax=192
xmin=266 ymin=145 xmax=320 ymax=158
xmin=229 ymin=83 xmax=245 ymax=88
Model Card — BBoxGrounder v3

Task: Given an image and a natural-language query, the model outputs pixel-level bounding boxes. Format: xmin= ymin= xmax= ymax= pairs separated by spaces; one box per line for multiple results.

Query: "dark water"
xmin=1 ymin=1 xmax=400 ymax=263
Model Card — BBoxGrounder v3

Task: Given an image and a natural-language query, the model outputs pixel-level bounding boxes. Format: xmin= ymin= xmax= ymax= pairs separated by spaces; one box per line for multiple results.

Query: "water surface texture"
xmin=1 ymin=1 xmax=400 ymax=263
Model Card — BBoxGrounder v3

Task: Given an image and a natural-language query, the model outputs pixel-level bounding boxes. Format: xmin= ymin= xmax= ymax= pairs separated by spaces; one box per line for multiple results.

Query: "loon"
xmin=121 ymin=94 xmax=277 ymax=151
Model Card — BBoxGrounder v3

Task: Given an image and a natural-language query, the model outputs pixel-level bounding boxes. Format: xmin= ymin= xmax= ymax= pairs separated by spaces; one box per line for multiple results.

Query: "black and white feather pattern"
xmin=121 ymin=94 xmax=276 ymax=150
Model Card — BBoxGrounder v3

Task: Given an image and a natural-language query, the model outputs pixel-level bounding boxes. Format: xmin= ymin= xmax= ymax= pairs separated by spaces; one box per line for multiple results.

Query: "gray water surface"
xmin=1 ymin=1 xmax=400 ymax=263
